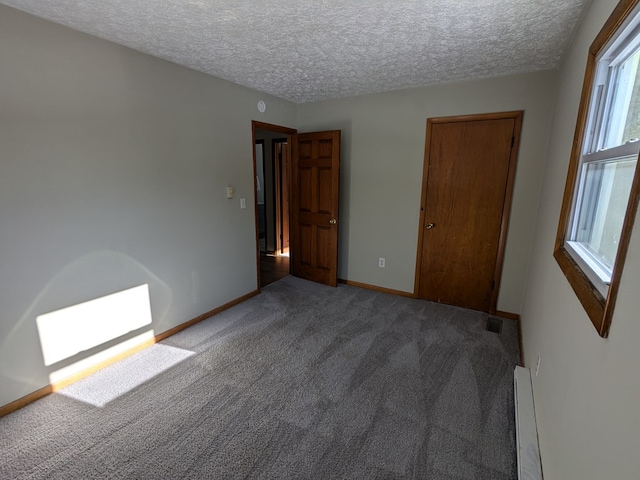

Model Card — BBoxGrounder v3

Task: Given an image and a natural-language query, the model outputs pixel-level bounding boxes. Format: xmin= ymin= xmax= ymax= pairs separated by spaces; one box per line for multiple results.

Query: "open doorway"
xmin=252 ymin=121 xmax=342 ymax=289
xmin=252 ymin=122 xmax=295 ymax=288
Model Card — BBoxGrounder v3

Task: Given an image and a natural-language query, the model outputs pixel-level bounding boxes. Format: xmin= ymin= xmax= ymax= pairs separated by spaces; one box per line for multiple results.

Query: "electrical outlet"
xmin=378 ymin=257 xmax=385 ymax=268
xmin=535 ymin=352 xmax=541 ymax=377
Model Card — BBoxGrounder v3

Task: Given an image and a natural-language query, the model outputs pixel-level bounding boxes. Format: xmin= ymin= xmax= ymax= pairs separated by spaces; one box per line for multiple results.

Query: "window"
xmin=555 ymin=0 xmax=640 ymax=337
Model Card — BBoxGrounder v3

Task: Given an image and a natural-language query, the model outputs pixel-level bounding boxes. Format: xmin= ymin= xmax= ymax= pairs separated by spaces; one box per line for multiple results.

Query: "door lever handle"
xmin=426 ymin=223 xmax=436 ymax=229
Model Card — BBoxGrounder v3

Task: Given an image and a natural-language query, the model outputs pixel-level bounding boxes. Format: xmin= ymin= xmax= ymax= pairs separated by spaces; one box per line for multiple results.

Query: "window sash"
xmin=581 ymin=139 xmax=640 ymax=162
xmin=587 ymin=9 xmax=640 ymax=153
xmin=566 ymin=145 xmax=638 ymax=293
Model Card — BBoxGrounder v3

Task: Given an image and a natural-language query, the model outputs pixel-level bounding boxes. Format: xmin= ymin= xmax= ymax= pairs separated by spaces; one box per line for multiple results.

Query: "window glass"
xmin=621 ymin=52 xmax=640 ymax=142
xmin=602 ymin=49 xmax=640 ymax=149
xmin=572 ymin=156 xmax=637 ymax=271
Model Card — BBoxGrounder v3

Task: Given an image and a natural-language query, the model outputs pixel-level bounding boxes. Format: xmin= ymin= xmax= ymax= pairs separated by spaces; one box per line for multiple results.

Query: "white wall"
xmin=521 ymin=0 xmax=640 ymax=478
xmin=0 ymin=6 xmax=296 ymax=407
xmin=297 ymin=71 xmax=558 ymax=313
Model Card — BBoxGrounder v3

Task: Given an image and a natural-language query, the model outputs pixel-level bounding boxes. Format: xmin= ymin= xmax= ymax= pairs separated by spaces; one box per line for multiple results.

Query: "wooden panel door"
xmin=291 ymin=131 xmax=341 ymax=286
xmin=416 ymin=112 xmax=522 ymax=312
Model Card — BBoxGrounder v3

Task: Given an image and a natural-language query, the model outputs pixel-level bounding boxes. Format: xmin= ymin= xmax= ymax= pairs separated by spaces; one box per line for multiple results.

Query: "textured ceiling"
xmin=1 ymin=0 xmax=590 ymax=103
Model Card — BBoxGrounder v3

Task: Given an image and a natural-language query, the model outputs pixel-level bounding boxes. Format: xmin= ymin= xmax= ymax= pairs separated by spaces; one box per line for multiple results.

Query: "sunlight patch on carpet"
xmin=57 ymin=344 xmax=195 ymax=407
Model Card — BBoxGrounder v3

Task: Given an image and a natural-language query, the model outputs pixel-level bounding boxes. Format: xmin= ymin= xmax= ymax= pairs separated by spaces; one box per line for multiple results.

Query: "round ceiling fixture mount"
xmin=257 ymin=100 xmax=266 ymax=113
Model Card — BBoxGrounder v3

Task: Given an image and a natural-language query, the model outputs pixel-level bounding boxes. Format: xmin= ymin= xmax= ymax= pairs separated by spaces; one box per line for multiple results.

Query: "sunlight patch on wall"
xmin=57 ymin=344 xmax=195 ymax=407
xmin=48 ymin=330 xmax=155 ymax=385
xmin=36 ymin=284 xmax=153 ymax=367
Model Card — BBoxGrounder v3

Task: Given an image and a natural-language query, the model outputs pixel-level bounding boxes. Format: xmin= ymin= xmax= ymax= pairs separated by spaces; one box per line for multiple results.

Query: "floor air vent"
xmin=486 ymin=317 xmax=503 ymax=333
xmin=514 ymin=366 xmax=543 ymax=480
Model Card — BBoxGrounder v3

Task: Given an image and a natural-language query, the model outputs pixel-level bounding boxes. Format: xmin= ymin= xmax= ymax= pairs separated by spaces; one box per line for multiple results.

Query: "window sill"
xmin=553 ymin=246 xmax=608 ymax=336
xmin=565 ymin=241 xmax=611 ymax=297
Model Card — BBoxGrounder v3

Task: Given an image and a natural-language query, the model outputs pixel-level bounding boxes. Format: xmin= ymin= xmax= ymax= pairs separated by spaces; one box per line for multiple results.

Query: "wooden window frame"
xmin=554 ymin=0 xmax=640 ymax=337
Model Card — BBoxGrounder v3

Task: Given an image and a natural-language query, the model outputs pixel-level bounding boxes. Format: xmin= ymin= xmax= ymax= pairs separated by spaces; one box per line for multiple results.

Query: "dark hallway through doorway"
xmin=260 ymin=253 xmax=290 ymax=287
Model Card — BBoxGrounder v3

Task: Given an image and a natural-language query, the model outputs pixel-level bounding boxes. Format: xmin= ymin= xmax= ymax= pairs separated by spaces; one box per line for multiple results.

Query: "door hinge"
xmin=491 ymin=280 xmax=496 ymax=290
xmin=511 ymin=136 xmax=515 ymax=148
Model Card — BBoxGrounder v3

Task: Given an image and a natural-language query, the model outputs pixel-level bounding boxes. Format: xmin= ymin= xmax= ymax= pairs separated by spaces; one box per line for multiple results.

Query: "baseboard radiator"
xmin=514 ymin=366 xmax=543 ymax=480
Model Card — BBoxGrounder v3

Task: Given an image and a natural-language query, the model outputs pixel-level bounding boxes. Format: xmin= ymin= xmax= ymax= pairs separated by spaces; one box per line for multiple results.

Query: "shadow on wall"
xmin=0 ymin=251 xmax=172 ymax=403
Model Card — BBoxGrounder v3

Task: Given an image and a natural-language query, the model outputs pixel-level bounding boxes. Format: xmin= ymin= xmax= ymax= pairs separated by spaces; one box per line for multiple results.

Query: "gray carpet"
xmin=0 ymin=276 xmax=520 ymax=479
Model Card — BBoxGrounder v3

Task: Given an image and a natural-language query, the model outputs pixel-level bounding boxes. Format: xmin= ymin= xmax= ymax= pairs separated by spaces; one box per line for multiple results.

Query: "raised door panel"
xmin=316 ymin=225 xmax=332 ymax=270
xmin=299 ymin=168 xmax=313 ymax=212
xmin=299 ymin=223 xmax=313 ymax=266
xmin=318 ymin=168 xmax=333 ymax=214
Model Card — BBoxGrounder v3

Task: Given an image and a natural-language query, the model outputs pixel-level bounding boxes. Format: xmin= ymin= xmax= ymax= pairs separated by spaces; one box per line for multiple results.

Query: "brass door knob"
xmin=329 ymin=218 xmax=337 ymax=224
xmin=426 ymin=223 xmax=436 ymax=229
